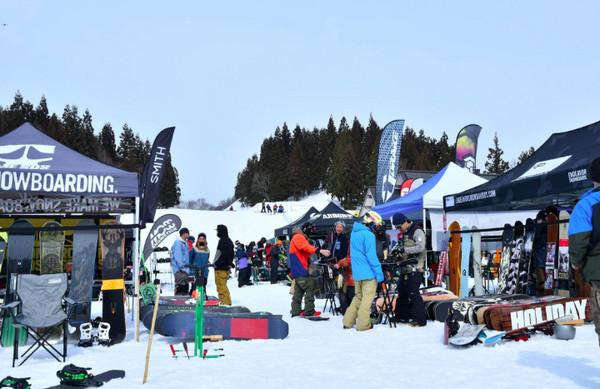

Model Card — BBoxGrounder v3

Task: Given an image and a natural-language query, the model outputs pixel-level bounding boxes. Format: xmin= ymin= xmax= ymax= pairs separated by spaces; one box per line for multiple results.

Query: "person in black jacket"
xmin=214 ymin=224 xmax=234 ymax=305
xmin=270 ymin=240 xmax=283 ymax=284
xmin=324 ymin=221 xmax=349 ymax=263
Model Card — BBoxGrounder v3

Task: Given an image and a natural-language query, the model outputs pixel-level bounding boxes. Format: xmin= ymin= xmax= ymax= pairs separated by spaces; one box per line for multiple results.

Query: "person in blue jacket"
xmin=189 ymin=232 xmax=211 ymax=280
xmin=342 ymin=211 xmax=384 ymax=331
xmin=171 ymin=228 xmax=191 ymax=295
xmin=569 ymin=157 xmax=600 ymax=345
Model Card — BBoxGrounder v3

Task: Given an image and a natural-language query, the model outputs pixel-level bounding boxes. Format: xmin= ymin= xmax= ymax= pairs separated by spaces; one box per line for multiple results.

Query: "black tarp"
xmin=274 ymin=206 xmax=318 ymax=238
xmin=443 ymin=120 xmax=600 ymax=212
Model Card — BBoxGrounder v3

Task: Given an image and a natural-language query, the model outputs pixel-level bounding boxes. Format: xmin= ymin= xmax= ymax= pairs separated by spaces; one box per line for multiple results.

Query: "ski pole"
xmin=170 ymin=344 xmax=178 ymax=359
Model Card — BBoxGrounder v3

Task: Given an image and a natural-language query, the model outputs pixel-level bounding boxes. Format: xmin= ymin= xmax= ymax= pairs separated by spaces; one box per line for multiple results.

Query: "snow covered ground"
xmin=2 ymin=194 xmax=600 ymax=388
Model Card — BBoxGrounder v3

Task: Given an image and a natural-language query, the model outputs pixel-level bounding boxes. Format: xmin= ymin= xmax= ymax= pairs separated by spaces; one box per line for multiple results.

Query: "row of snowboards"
xmin=0 ymin=219 xmax=127 ymax=347
xmin=437 ymin=211 xmax=589 ymax=299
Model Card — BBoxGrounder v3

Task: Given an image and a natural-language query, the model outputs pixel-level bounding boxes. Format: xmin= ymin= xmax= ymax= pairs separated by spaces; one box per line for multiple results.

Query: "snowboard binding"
xmin=0 ymin=376 xmax=31 ymax=389
xmin=56 ymin=364 xmax=102 ymax=387
xmin=77 ymin=320 xmax=113 ymax=347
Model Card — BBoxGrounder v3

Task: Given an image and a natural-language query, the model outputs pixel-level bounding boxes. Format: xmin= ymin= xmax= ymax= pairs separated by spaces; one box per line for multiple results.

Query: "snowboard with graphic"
xmin=544 ymin=213 xmax=558 ymax=295
xmin=518 ymin=219 xmax=535 ymax=294
xmin=557 ymin=211 xmax=570 ymax=297
xmin=435 ymin=231 xmax=450 ymax=287
xmin=100 ymin=220 xmax=126 ymax=344
xmin=39 ymin=221 xmax=66 ymax=342
xmin=497 ymin=224 xmax=513 ymax=294
xmin=460 ymin=226 xmax=471 ymax=298
xmin=68 ymin=220 xmax=99 ymax=342
xmin=1 ymin=219 xmax=35 ymax=347
xmin=504 ymin=221 xmax=524 ymax=294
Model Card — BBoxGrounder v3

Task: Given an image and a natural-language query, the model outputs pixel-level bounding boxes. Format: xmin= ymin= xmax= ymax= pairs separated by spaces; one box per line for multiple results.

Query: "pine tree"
xmin=158 ymin=155 xmax=181 ymax=207
xmin=46 ymin=113 xmax=67 ymax=144
xmin=512 ymin=146 xmax=535 ymax=168
xmin=362 ymin=115 xmax=381 ymax=187
xmin=117 ymin=123 xmax=139 ymax=172
xmin=33 ymin=95 xmax=50 ymax=131
xmin=99 ymin=123 xmax=118 ymax=162
xmin=484 ymin=132 xmax=510 ymax=174
xmin=318 ymin=116 xmax=337 ymax=187
xmin=62 ymin=105 xmax=84 ymax=151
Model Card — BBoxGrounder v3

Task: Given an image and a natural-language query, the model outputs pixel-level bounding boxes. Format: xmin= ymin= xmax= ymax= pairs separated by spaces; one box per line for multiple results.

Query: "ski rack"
xmin=78 ymin=321 xmax=113 ymax=347
xmin=170 ymin=342 xmax=224 ymax=360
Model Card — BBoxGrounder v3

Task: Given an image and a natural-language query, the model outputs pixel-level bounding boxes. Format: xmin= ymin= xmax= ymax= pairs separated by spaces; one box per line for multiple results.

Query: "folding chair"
xmin=0 ymin=273 xmax=75 ymax=367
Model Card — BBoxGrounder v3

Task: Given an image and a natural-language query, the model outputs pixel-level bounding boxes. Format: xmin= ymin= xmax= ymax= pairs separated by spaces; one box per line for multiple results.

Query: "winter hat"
xmin=188 ymin=236 xmax=195 ymax=242
xmin=535 ymin=210 xmax=547 ymax=221
xmin=392 ymin=213 xmax=409 ymax=226
xmin=589 ymin=157 xmax=600 ymax=183
xmin=276 ymin=240 xmax=283 ymax=245
xmin=198 ymin=232 xmax=206 ymax=239
xmin=179 ymin=227 xmax=189 ymax=236
xmin=334 ymin=220 xmax=346 ymax=228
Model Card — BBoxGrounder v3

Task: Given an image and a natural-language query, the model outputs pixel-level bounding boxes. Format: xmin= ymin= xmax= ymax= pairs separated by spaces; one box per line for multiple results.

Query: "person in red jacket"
xmin=289 ymin=222 xmax=330 ymax=317
xmin=334 ymin=243 xmax=354 ymax=315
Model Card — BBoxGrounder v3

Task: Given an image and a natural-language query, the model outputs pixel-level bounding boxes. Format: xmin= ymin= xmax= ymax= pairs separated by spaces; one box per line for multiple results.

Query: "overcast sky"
xmin=1 ymin=1 xmax=599 ymax=204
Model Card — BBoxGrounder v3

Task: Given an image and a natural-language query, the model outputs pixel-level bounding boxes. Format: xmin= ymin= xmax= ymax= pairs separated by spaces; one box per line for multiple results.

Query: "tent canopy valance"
xmin=444 ymin=120 xmax=600 ymax=212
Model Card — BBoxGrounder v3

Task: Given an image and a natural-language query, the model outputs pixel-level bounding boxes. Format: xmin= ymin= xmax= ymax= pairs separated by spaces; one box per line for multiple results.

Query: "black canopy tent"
xmin=304 ymin=201 xmax=361 ymax=236
xmin=443 ymin=120 xmax=600 ymax=212
xmin=274 ymin=206 xmax=319 ymax=238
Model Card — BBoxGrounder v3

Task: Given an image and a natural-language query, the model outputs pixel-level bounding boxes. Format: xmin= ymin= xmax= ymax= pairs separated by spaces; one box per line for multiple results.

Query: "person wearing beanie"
xmin=171 ymin=227 xmax=191 ymax=295
xmin=187 ymin=235 xmax=195 ymax=251
xmin=569 ymin=156 xmax=600 ymax=346
xmin=323 ymin=220 xmax=349 ymax=264
xmin=390 ymin=212 xmax=427 ymax=327
xmin=289 ymin=222 xmax=331 ymax=317
xmin=189 ymin=233 xmax=211 ymax=281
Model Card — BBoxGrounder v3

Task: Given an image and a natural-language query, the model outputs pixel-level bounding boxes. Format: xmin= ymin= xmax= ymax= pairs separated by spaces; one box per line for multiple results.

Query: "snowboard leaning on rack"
xmin=100 ymin=220 xmax=126 ymax=344
xmin=68 ymin=220 xmax=99 ymax=342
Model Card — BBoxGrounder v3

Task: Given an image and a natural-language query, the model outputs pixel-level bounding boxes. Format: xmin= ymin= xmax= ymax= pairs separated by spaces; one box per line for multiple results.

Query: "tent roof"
xmin=0 ymin=122 xmax=139 ymax=197
xmin=306 ymin=201 xmax=360 ymax=234
xmin=372 ymin=162 xmax=487 ymax=218
xmin=274 ymin=206 xmax=319 ymax=237
xmin=444 ymin=120 xmax=600 ymax=212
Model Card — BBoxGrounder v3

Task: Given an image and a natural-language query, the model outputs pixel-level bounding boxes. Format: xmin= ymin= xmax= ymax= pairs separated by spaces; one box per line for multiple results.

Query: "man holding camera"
xmin=391 ymin=212 xmax=427 ymax=327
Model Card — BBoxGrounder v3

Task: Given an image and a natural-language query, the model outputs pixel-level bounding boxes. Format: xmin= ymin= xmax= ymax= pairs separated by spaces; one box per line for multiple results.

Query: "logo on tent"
xmin=0 ymin=145 xmax=55 ymax=170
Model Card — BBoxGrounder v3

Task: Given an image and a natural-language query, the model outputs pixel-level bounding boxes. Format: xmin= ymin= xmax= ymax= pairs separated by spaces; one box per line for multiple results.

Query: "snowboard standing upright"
xmin=39 ymin=221 xmax=66 ymax=342
xmin=100 ymin=220 xmax=126 ymax=344
xmin=518 ymin=219 xmax=535 ymax=294
xmin=68 ymin=220 xmax=99 ymax=342
xmin=435 ymin=231 xmax=450 ymax=287
xmin=504 ymin=221 xmax=524 ymax=294
xmin=497 ymin=224 xmax=514 ymax=294
xmin=1 ymin=219 xmax=35 ymax=347
xmin=448 ymin=222 xmax=461 ymax=296
xmin=544 ymin=213 xmax=558 ymax=295
xmin=471 ymin=226 xmax=483 ymax=296
xmin=459 ymin=226 xmax=471 ymax=298
xmin=557 ymin=211 xmax=571 ymax=297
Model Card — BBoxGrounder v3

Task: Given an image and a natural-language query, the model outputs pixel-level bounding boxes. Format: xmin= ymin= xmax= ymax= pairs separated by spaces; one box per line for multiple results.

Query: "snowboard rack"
xmin=0 ymin=376 xmax=31 ymax=389
xmin=56 ymin=364 xmax=102 ymax=387
xmin=78 ymin=321 xmax=113 ymax=347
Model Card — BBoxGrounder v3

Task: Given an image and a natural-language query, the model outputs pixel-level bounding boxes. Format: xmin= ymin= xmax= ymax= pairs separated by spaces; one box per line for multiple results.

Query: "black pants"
xmin=238 ymin=267 xmax=250 ymax=287
xmin=394 ymin=271 xmax=426 ymax=323
xmin=270 ymin=260 xmax=279 ymax=284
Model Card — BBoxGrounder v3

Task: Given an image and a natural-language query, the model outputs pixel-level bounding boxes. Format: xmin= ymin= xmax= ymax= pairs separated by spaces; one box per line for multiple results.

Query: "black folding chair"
xmin=0 ymin=273 xmax=75 ymax=367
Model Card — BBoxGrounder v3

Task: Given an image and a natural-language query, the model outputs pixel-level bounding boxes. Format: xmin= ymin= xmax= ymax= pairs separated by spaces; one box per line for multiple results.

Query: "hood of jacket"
xmin=216 ymin=224 xmax=229 ymax=238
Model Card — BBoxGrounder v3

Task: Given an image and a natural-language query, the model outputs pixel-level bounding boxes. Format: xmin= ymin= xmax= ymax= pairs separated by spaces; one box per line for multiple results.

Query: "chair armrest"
xmin=0 ymin=301 xmax=20 ymax=311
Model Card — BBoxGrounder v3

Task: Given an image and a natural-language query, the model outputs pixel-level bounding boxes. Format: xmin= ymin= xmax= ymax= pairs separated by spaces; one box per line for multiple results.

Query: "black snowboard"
xmin=518 ymin=219 xmax=535 ymax=294
xmin=68 ymin=220 xmax=99 ymax=343
xmin=1 ymin=219 xmax=35 ymax=347
xmin=100 ymin=220 xmax=126 ymax=344
xmin=504 ymin=221 xmax=524 ymax=294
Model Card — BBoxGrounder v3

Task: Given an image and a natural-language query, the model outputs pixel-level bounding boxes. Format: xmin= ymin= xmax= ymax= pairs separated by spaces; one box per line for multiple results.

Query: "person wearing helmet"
xmin=289 ymin=222 xmax=331 ymax=317
xmin=569 ymin=156 xmax=600 ymax=346
xmin=342 ymin=211 xmax=384 ymax=331
xmin=391 ymin=212 xmax=427 ymax=327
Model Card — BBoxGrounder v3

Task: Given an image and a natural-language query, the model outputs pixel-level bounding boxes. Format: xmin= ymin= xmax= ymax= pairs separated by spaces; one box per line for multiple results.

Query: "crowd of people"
xmin=261 ymin=199 xmax=285 ymax=214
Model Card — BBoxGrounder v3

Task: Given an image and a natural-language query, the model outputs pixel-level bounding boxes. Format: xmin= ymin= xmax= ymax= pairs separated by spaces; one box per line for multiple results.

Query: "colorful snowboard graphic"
xmin=460 ymin=226 xmax=471 ymax=298
xmin=544 ymin=213 xmax=558 ymax=295
xmin=448 ymin=222 xmax=461 ymax=296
